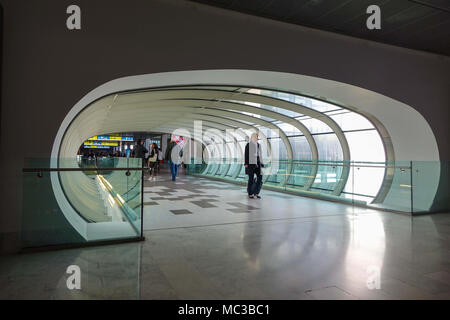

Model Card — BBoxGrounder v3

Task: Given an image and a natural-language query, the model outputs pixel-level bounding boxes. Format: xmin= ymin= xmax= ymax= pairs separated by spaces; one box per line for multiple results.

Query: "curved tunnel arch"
xmin=114 ymin=97 xmax=320 ymax=188
xmin=51 ymin=70 xmax=441 ymax=241
xmin=111 ymin=88 xmax=351 ymax=194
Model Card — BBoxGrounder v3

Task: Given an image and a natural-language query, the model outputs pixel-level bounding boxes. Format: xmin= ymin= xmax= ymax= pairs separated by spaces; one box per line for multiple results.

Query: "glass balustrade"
xmin=21 ymin=157 xmax=448 ymax=250
xmin=186 ymin=158 xmax=449 ymax=214
xmin=22 ymin=157 xmax=144 ymax=249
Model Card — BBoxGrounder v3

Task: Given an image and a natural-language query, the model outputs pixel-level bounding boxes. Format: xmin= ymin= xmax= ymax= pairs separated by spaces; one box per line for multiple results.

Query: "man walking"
xmin=165 ymin=138 xmax=183 ymax=181
xmin=134 ymin=139 xmax=148 ymax=167
xmin=244 ymin=133 xmax=264 ymax=199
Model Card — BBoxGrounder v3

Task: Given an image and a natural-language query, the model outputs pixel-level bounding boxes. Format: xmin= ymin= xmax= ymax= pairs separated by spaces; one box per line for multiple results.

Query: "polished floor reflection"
xmin=1 ymin=170 xmax=449 ymax=299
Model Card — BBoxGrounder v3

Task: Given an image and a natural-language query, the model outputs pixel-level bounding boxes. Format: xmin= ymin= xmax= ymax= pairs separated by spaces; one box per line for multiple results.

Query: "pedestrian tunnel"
xmin=23 ymin=70 xmax=443 ymax=248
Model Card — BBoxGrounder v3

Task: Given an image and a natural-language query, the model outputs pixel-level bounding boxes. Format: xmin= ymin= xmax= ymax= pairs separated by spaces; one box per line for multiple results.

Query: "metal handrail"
xmin=267 ymin=161 xmax=412 ymax=169
xmin=23 ymin=167 xmax=148 ymax=172
xmin=189 ymin=161 xmax=411 ymax=170
xmin=190 ymin=157 xmax=411 ymax=169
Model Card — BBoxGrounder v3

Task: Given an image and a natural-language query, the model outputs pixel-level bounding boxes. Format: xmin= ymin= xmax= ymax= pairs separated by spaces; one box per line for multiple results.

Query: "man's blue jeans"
xmin=169 ymin=161 xmax=178 ymax=180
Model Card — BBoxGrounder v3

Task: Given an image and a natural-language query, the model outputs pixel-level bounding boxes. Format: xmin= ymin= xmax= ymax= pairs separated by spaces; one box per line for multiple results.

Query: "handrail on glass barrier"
xmin=199 ymin=160 xmax=411 ymax=170
xmin=22 ymin=167 xmax=147 ymax=172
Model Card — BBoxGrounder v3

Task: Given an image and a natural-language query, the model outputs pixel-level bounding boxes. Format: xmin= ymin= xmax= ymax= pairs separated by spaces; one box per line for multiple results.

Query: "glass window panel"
xmin=299 ymin=118 xmax=333 ymax=134
xmin=266 ymin=160 xmax=287 ymax=185
xmin=226 ymin=142 xmax=237 ymax=159
xmin=256 ymin=90 xmax=304 ymax=117
xmin=219 ymin=143 xmax=227 ymax=160
xmin=314 ymin=134 xmax=343 ymax=161
xmin=345 ymin=130 xmax=385 ymax=162
xmin=229 ymin=96 xmax=304 ymax=118
xmin=330 ymin=112 xmax=374 ymax=131
xmin=258 ymin=90 xmax=340 ymax=114
xmin=268 ymin=137 xmax=288 ymax=160
xmin=344 ymin=166 xmax=385 ymax=198
xmin=289 ymin=136 xmax=312 ymax=161
xmin=294 ymin=95 xmax=341 ymax=113
xmin=237 ymin=165 xmax=246 ymax=180
xmin=238 ymin=141 xmax=247 ymax=159
xmin=310 ymin=99 xmax=341 ymax=112
xmin=259 ymin=139 xmax=271 ymax=162
xmin=262 ymin=104 xmax=303 ymax=118
xmin=278 ymin=122 xmax=301 ymax=136
xmin=258 ymin=126 xmax=280 ymax=138
xmin=311 ymin=164 xmax=343 ymax=192
xmin=286 ymin=162 xmax=314 ymax=188
xmin=226 ymin=163 xmax=238 ymax=177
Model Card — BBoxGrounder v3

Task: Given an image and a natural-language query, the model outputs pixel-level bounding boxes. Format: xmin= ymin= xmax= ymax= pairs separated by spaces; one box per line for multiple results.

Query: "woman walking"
xmin=147 ymin=143 xmax=159 ymax=181
xmin=244 ymin=132 xmax=264 ymax=199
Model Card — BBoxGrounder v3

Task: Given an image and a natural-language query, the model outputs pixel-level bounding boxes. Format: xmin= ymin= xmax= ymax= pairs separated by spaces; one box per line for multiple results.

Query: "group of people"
xmin=133 ymin=140 xmax=162 ymax=180
xmin=133 ymin=138 xmax=183 ymax=181
xmin=133 ymin=133 xmax=265 ymax=199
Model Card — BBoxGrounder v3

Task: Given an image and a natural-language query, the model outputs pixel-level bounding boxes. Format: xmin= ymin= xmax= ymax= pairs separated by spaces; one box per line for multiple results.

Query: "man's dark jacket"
xmin=135 ymin=144 xmax=148 ymax=159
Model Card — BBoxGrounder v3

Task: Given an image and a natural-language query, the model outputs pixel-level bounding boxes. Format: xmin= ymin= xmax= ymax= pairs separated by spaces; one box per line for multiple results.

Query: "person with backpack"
xmin=165 ymin=138 xmax=183 ymax=181
xmin=244 ymin=132 xmax=264 ymax=199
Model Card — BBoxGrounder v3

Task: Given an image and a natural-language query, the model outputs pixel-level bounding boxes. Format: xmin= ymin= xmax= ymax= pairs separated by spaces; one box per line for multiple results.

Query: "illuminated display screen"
xmin=84 ymin=141 xmax=118 ymax=146
xmin=88 ymin=135 xmax=134 ymax=141
xmin=83 ymin=145 xmax=111 ymax=149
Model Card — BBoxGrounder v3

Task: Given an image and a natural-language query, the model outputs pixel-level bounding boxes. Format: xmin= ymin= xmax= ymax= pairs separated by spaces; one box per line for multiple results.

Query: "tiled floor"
xmin=1 ymin=169 xmax=449 ymax=299
xmin=142 ymin=171 xmax=381 ymax=230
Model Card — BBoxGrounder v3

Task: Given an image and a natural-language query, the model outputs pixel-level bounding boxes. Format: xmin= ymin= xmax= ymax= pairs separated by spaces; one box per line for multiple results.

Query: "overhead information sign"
xmin=84 ymin=141 xmax=119 ymax=146
xmin=88 ymin=135 xmax=134 ymax=141
xmin=83 ymin=145 xmax=111 ymax=149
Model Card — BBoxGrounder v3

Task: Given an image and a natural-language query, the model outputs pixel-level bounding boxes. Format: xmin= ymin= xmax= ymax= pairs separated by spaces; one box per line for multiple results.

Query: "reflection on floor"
xmin=1 ymin=169 xmax=450 ymax=299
